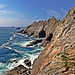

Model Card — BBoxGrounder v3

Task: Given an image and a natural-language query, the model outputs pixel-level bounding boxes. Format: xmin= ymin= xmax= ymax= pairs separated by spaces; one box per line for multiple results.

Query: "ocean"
xmin=0 ymin=27 xmax=43 ymax=75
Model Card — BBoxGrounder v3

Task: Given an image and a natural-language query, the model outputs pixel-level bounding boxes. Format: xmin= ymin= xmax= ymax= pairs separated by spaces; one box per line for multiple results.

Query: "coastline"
xmin=6 ymin=7 xmax=75 ymax=75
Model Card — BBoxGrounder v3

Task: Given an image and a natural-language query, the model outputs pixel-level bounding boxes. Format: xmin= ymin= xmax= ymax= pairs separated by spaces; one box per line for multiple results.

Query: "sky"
xmin=0 ymin=0 xmax=75 ymax=27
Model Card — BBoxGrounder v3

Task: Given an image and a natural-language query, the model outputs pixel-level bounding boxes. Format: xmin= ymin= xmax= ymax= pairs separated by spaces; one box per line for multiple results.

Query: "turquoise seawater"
xmin=0 ymin=27 xmax=43 ymax=75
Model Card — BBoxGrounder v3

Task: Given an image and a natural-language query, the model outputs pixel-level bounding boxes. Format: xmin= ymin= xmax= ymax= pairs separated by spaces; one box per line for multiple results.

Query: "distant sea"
xmin=0 ymin=27 xmax=43 ymax=75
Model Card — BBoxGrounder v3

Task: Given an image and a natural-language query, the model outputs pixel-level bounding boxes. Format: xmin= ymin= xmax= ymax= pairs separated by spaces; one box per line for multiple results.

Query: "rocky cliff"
xmin=18 ymin=16 xmax=60 ymax=38
xmin=6 ymin=7 xmax=75 ymax=75
xmin=31 ymin=7 xmax=75 ymax=75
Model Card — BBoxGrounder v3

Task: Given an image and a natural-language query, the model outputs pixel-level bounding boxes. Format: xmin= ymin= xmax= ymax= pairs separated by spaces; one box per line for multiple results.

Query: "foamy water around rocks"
xmin=0 ymin=27 xmax=43 ymax=75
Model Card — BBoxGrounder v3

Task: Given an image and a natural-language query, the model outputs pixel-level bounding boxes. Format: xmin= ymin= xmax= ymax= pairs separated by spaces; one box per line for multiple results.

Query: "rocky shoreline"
xmin=6 ymin=58 xmax=32 ymax=75
xmin=6 ymin=7 xmax=75 ymax=75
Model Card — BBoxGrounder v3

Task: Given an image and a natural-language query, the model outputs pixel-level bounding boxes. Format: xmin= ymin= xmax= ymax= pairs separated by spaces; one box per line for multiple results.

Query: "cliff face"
xmin=18 ymin=16 xmax=60 ymax=38
xmin=7 ymin=7 xmax=75 ymax=75
xmin=31 ymin=7 xmax=75 ymax=75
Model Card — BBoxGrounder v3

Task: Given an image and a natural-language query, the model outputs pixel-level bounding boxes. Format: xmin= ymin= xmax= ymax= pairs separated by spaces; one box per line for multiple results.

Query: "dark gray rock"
xmin=16 ymin=27 xmax=20 ymax=29
xmin=24 ymin=58 xmax=31 ymax=67
xmin=17 ymin=29 xmax=24 ymax=33
xmin=26 ymin=39 xmax=42 ymax=47
xmin=41 ymin=33 xmax=53 ymax=47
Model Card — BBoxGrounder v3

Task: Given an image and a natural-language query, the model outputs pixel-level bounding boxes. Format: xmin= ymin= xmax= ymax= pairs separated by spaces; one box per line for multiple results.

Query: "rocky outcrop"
xmin=16 ymin=27 xmax=20 ymax=29
xmin=26 ymin=39 xmax=42 ymax=47
xmin=17 ymin=29 xmax=24 ymax=33
xmin=6 ymin=59 xmax=31 ymax=75
xmin=18 ymin=16 xmax=60 ymax=38
xmin=7 ymin=7 xmax=75 ymax=75
xmin=31 ymin=7 xmax=75 ymax=75
xmin=6 ymin=65 xmax=30 ymax=75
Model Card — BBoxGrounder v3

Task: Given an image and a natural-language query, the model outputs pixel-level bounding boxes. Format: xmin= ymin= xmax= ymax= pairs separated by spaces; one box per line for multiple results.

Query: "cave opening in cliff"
xmin=73 ymin=10 xmax=75 ymax=14
xmin=47 ymin=33 xmax=53 ymax=41
xmin=39 ymin=29 xmax=46 ymax=38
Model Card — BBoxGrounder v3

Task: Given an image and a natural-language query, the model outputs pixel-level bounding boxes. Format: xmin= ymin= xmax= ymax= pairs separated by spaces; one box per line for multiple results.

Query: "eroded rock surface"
xmin=7 ymin=7 xmax=75 ymax=75
xmin=26 ymin=39 xmax=42 ymax=47
xmin=6 ymin=59 xmax=31 ymax=75
xmin=31 ymin=7 xmax=75 ymax=75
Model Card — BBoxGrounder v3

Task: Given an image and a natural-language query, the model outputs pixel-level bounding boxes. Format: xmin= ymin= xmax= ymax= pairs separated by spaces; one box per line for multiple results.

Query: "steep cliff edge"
xmin=6 ymin=7 xmax=75 ymax=75
xmin=31 ymin=7 xmax=75 ymax=75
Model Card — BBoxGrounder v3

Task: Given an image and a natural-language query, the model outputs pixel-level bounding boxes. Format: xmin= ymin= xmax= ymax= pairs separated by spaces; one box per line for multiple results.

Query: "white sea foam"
xmin=29 ymin=45 xmax=36 ymax=48
xmin=14 ymin=40 xmax=33 ymax=47
xmin=0 ymin=31 xmax=44 ymax=74
xmin=9 ymin=34 xmax=16 ymax=41
xmin=0 ymin=62 xmax=3 ymax=65
xmin=25 ymin=35 xmax=28 ymax=37
xmin=0 ymin=42 xmax=9 ymax=48
xmin=4 ymin=46 xmax=12 ymax=50
xmin=5 ymin=55 xmax=36 ymax=71
xmin=25 ymin=52 xmax=41 ymax=64
xmin=0 ymin=33 xmax=16 ymax=49
xmin=13 ymin=34 xmax=16 ymax=37
xmin=30 ymin=53 xmax=40 ymax=64
xmin=4 ymin=46 xmax=23 ymax=54
xmin=9 ymin=53 xmax=17 ymax=56
xmin=6 ymin=58 xmax=29 ymax=70
xmin=0 ymin=72 xmax=5 ymax=75
xmin=9 ymin=37 xmax=13 ymax=40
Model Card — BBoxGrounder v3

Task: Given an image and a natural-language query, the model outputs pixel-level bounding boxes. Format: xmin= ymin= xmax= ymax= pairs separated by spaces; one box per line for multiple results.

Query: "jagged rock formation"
xmin=31 ymin=7 xmax=75 ymax=75
xmin=26 ymin=39 xmax=42 ymax=47
xmin=6 ymin=7 xmax=75 ymax=75
xmin=18 ymin=16 xmax=60 ymax=38
xmin=6 ymin=59 xmax=31 ymax=75
xmin=6 ymin=65 xmax=31 ymax=75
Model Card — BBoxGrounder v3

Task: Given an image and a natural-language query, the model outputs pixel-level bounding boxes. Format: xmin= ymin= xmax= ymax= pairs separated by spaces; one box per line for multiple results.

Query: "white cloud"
xmin=0 ymin=10 xmax=16 ymax=14
xmin=0 ymin=18 xmax=33 ymax=27
xmin=47 ymin=10 xmax=62 ymax=18
xmin=41 ymin=8 xmax=68 ymax=19
xmin=61 ymin=8 xmax=67 ymax=13
xmin=41 ymin=8 xmax=62 ymax=19
xmin=60 ymin=8 xmax=67 ymax=17
xmin=0 ymin=10 xmax=24 ymax=18
xmin=0 ymin=4 xmax=33 ymax=27
xmin=0 ymin=4 xmax=6 ymax=9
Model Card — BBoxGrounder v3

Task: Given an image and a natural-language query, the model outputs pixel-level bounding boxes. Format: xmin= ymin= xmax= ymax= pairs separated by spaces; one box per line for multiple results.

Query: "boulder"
xmin=6 ymin=65 xmax=30 ymax=75
xmin=26 ymin=39 xmax=43 ymax=47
